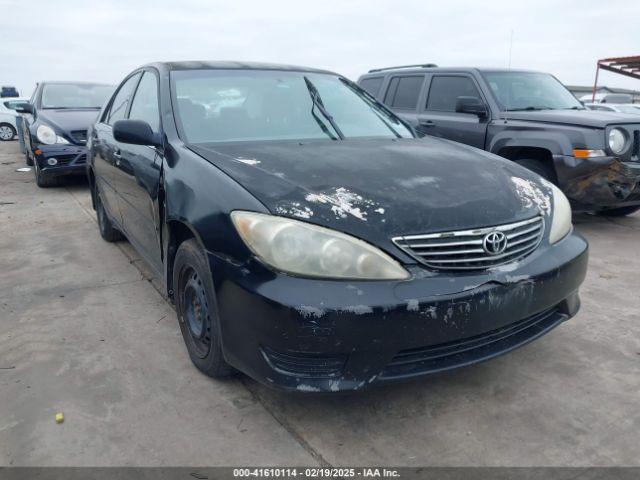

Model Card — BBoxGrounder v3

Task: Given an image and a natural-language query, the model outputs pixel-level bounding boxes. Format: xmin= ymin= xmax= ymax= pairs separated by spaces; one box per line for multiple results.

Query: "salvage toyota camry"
xmin=87 ymin=61 xmax=588 ymax=392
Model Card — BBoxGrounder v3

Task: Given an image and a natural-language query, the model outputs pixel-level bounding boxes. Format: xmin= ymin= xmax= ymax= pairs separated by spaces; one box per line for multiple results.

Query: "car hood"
xmin=190 ymin=138 xmax=553 ymax=250
xmin=37 ymin=108 xmax=100 ymax=132
xmin=498 ymin=109 xmax=640 ymax=128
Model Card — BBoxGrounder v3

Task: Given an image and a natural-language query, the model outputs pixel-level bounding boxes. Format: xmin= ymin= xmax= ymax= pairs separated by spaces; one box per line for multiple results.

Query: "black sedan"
xmin=87 ymin=61 xmax=588 ymax=393
xmin=17 ymin=81 xmax=113 ymax=187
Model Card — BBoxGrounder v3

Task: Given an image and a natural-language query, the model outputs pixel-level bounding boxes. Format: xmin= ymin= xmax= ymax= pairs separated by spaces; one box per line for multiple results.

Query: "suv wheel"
xmin=173 ymin=239 xmax=234 ymax=379
xmin=597 ymin=206 xmax=640 ymax=217
xmin=514 ymin=159 xmax=557 ymax=183
xmin=0 ymin=123 xmax=16 ymax=141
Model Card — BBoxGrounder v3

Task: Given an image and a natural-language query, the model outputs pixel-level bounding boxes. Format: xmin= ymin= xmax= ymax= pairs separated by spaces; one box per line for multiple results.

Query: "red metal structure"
xmin=592 ymin=55 xmax=640 ymax=101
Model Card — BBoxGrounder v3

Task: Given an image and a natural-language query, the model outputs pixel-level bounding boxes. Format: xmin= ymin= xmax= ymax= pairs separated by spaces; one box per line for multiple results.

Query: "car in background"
xmin=359 ymin=65 xmax=640 ymax=216
xmin=585 ymin=103 xmax=640 ymax=114
xmin=16 ymin=81 xmax=113 ymax=187
xmin=0 ymin=97 xmax=29 ymax=141
xmin=1 ymin=86 xmax=19 ymax=98
xmin=580 ymin=93 xmax=633 ymax=104
xmin=87 ymin=61 xmax=587 ymax=393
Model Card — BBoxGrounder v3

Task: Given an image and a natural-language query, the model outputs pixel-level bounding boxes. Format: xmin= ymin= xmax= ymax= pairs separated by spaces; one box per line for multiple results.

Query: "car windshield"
xmin=41 ymin=83 xmax=114 ymax=109
xmin=171 ymin=69 xmax=413 ymax=143
xmin=482 ymin=72 xmax=583 ymax=111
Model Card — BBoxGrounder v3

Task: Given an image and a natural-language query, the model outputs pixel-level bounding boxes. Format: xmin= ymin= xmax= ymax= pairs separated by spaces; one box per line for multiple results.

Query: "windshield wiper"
xmin=338 ymin=78 xmax=402 ymax=138
xmin=508 ymin=106 xmax=554 ymax=111
xmin=563 ymin=106 xmax=585 ymax=110
xmin=303 ymin=76 xmax=344 ymax=140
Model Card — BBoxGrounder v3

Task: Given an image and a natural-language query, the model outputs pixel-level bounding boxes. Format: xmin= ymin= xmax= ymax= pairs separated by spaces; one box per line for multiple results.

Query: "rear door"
xmin=114 ymin=70 xmax=163 ymax=275
xmin=418 ymin=74 xmax=489 ymax=148
xmin=92 ymin=72 xmax=142 ymax=228
xmin=381 ymin=74 xmax=425 ymax=127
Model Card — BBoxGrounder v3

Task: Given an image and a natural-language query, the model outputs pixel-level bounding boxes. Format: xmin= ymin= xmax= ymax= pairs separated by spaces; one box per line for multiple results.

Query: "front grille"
xmin=261 ymin=347 xmax=346 ymax=378
xmin=380 ymin=307 xmax=564 ymax=379
xmin=69 ymin=130 xmax=88 ymax=144
xmin=392 ymin=216 xmax=544 ymax=271
xmin=632 ymin=130 xmax=640 ymax=161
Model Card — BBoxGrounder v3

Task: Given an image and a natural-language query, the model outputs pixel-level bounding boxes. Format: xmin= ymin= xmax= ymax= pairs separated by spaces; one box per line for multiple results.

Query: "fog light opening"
xmin=47 ymin=157 xmax=58 ymax=166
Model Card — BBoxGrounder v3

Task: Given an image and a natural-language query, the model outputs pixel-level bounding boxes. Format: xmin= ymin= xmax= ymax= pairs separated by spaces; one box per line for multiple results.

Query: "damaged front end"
xmin=564 ymin=158 xmax=640 ymax=210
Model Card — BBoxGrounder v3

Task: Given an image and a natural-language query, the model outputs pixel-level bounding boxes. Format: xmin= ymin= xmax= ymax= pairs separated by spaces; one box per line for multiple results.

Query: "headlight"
xmin=231 ymin=211 xmax=410 ymax=280
xmin=608 ymin=128 xmax=626 ymax=155
xmin=36 ymin=124 xmax=69 ymax=145
xmin=548 ymin=183 xmax=572 ymax=244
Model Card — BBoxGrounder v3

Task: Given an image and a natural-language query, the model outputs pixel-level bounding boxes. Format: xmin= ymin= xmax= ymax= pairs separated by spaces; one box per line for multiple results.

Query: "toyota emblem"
xmin=483 ymin=231 xmax=508 ymax=255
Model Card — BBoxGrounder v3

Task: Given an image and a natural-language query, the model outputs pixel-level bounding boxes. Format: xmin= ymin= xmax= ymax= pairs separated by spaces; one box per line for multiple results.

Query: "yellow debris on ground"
xmin=55 ymin=413 xmax=64 ymax=424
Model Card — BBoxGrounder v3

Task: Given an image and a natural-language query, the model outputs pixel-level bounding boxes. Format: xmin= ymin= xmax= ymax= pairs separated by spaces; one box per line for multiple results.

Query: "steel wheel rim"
xmin=0 ymin=126 xmax=13 ymax=140
xmin=179 ymin=266 xmax=211 ymax=359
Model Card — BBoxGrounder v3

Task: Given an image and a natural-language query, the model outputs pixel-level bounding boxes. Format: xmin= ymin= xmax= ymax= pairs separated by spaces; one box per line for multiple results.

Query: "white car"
xmin=584 ymin=103 xmax=640 ymax=114
xmin=0 ymin=97 xmax=29 ymax=141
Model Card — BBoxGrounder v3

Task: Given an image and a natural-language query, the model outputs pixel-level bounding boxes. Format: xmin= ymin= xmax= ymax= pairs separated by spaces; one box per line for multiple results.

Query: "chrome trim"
xmin=392 ymin=216 xmax=545 ymax=271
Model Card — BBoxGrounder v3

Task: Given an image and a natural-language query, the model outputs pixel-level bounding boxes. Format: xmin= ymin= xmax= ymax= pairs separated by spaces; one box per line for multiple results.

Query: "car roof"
xmin=147 ymin=60 xmax=338 ymax=76
xmin=362 ymin=66 xmax=544 ymax=76
xmin=38 ymin=81 xmax=113 ymax=86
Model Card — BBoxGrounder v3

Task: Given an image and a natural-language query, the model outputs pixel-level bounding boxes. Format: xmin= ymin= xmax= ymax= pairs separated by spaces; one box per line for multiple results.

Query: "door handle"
xmin=419 ymin=120 xmax=435 ymax=127
xmin=113 ymin=150 xmax=122 ymax=166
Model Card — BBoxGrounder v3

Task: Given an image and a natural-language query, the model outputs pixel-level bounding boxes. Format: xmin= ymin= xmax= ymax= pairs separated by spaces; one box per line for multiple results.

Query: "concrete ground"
xmin=0 ymin=140 xmax=638 ymax=467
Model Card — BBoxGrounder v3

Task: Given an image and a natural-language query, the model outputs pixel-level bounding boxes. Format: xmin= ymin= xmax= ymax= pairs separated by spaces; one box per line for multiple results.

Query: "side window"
xmin=384 ymin=76 xmax=424 ymax=110
xmin=426 ymin=76 xmax=482 ymax=112
xmin=105 ymin=73 xmax=141 ymax=125
xmin=359 ymin=77 xmax=384 ymax=97
xmin=128 ymin=72 xmax=160 ymax=132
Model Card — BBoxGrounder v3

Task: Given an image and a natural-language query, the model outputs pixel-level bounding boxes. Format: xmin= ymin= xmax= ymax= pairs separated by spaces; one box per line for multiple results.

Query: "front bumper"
xmin=210 ymin=232 xmax=589 ymax=393
xmin=559 ymin=155 xmax=640 ymax=210
xmin=33 ymin=144 xmax=88 ymax=177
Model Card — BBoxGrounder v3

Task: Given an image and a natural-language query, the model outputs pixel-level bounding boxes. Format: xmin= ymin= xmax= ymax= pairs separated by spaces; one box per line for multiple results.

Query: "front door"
xmin=94 ymin=72 xmax=142 ymax=226
xmin=113 ymin=71 xmax=163 ymax=275
xmin=417 ymin=75 xmax=489 ymax=149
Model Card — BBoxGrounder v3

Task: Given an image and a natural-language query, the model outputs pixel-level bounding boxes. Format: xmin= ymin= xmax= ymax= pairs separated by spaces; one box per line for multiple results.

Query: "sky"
xmin=2 ymin=0 xmax=640 ymax=97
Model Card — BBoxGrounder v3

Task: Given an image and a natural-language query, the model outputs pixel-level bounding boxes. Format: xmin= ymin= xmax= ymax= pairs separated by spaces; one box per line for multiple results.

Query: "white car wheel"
xmin=0 ymin=123 xmax=17 ymax=141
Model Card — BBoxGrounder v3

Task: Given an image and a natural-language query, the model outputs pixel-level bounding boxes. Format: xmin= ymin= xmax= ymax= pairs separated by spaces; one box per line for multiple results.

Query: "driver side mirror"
xmin=113 ymin=119 xmax=162 ymax=148
xmin=455 ymin=96 xmax=488 ymax=117
xmin=14 ymin=103 xmax=34 ymax=114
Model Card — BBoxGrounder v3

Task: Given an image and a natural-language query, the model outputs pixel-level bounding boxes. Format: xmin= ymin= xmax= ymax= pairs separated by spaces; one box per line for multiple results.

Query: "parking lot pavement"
xmin=0 ymin=140 xmax=638 ymax=467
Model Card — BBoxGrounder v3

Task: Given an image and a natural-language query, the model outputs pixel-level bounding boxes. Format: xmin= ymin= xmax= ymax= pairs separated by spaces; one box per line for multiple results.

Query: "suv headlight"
xmin=608 ymin=128 xmax=626 ymax=155
xmin=231 ymin=211 xmax=410 ymax=280
xmin=548 ymin=183 xmax=572 ymax=244
xmin=36 ymin=124 xmax=69 ymax=145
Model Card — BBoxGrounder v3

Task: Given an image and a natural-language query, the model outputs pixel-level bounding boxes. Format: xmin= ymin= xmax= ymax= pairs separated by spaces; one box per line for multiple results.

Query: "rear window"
xmin=359 ymin=77 xmax=384 ymax=97
xmin=384 ymin=76 xmax=424 ymax=109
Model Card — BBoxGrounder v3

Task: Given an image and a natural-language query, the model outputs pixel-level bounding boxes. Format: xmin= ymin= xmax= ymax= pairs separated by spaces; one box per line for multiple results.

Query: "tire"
xmin=0 ymin=123 xmax=16 ymax=141
xmin=514 ymin=158 xmax=557 ymax=184
xmin=33 ymin=161 xmax=57 ymax=188
xmin=597 ymin=205 xmax=640 ymax=217
xmin=95 ymin=185 xmax=123 ymax=242
xmin=173 ymin=239 xmax=234 ymax=378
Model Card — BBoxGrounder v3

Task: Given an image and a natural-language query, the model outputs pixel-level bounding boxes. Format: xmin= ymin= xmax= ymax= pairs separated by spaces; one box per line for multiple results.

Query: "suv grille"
xmin=392 ymin=216 xmax=544 ymax=271
xmin=69 ymin=130 xmax=88 ymax=144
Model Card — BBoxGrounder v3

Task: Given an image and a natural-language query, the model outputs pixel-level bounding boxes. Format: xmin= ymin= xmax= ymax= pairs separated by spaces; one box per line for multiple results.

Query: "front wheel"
xmin=0 ymin=123 xmax=16 ymax=141
xmin=173 ymin=239 xmax=234 ymax=378
xmin=33 ymin=161 xmax=57 ymax=188
xmin=597 ymin=205 xmax=640 ymax=217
